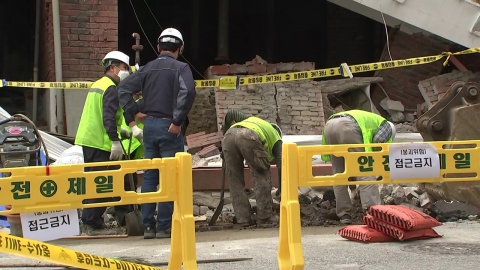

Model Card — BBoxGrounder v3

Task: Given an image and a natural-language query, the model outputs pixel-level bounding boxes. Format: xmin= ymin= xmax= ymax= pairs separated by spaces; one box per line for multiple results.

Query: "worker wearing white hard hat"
xmin=75 ymin=50 xmax=138 ymax=236
xmin=320 ymin=110 xmax=395 ymax=225
xmin=118 ymin=27 xmax=196 ymax=240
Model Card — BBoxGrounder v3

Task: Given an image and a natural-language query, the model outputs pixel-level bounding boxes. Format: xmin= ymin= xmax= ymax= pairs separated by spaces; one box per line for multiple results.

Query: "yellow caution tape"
xmin=2 ymin=47 xmax=479 ymax=90
xmin=0 ymin=232 xmax=164 ymax=270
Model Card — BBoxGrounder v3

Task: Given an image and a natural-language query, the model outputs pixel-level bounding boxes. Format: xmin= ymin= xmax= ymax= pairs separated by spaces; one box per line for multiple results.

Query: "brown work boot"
xmin=256 ymin=215 xmax=280 ymax=228
xmin=81 ymin=224 xmax=119 ymax=236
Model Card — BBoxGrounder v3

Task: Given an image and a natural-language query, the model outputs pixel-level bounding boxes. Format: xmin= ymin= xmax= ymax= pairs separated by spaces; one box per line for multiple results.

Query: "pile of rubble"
xmin=189 ymin=182 xmax=480 ymax=230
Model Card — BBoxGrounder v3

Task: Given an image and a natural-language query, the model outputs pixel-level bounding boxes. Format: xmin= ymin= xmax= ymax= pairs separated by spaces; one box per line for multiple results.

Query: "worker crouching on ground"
xmin=118 ymin=28 xmax=196 ymax=239
xmin=321 ymin=109 xmax=396 ymax=224
xmin=221 ymin=109 xmax=282 ymax=227
xmin=75 ymin=51 xmax=142 ymax=236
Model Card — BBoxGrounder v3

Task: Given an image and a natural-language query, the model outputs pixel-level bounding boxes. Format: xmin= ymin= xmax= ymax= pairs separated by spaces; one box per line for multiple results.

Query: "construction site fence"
xmin=0 ymin=152 xmax=198 ymax=270
xmin=278 ymin=140 xmax=480 ymax=270
xmin=1 ymin=47 xmax=479 ymax=90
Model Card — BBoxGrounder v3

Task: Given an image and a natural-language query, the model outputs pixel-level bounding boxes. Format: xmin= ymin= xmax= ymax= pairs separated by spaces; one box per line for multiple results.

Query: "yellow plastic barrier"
xmin=278 ymin=141 xmax=480 ymax=270
xmin=0 ymin=152 xmax=198 ymax=270
xmin=0 ymin=232 xmax=165 ymax=269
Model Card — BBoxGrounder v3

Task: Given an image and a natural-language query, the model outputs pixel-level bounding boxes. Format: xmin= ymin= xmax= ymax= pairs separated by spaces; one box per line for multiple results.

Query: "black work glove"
xmin=220 ymin=151 xmax=224 ymax=160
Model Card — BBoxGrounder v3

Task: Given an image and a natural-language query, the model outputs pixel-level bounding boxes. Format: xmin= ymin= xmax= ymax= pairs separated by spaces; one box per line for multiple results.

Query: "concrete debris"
xmin=419 ymin=193 xmax=434 ymax=208
xmin=193 ymin=191 xmax=232 ymax=210
xmin=427 ymin=201 xmax=480 ymax=222
xmin=404 ymin=113 xmax=415 ymax=122
xmin=395 ymin=122 xmax=417 ymax=133
xmin=380 ymin=98 xmax=405 ymax=123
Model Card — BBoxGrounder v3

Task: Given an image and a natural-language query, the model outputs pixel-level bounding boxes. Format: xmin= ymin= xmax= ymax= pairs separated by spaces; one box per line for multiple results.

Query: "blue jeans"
xmin=142 ymin=117 xmax=185 ymax=230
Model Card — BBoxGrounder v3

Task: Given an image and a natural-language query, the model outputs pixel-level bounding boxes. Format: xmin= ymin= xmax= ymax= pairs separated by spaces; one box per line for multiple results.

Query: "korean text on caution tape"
xmin=0 ymin=232 xmax=164 ymax=270
xmin=2 ymin=46 xmax=479 ymax=90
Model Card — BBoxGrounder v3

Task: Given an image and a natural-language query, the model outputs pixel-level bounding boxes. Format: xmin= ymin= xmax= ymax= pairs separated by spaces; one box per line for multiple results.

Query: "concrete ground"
xmin=2 ymin=222 xmax=480 ymax=270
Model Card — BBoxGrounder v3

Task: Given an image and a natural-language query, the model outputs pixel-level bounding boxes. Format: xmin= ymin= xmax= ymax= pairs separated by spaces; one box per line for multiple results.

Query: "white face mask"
xmin=114 ymin=66 xmax=130 ymax=81
xmin=117 ymin=70 xmax=130 ymax=81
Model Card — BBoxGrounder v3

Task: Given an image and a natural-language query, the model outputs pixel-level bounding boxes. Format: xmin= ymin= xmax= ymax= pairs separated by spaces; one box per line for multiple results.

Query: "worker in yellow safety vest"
xmin=120 ymin=92 xmax=146 ymax=191
xmin=74 ymin=51 xmax=142 ymax=236
xmin=221 ymin=109 xmax=283 ymax=228
xmin=321 ymin=109 xmax=396 ymax=224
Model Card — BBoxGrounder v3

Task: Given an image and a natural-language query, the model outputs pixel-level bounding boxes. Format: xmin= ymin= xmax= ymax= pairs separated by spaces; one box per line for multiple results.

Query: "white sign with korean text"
xmin=389 ymin=143 xmax=440 ymax=180
xmin=20 ymin=209 xmax=80 ymax=242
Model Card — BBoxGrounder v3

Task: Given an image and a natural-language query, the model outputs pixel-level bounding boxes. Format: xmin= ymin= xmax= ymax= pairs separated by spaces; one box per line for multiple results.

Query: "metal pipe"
xmin=51 ymin=0 xmax=65 ymax=134
xmin=32 ymin=0 xmax=41 ymax=122
xmin=215 ymin=0 xmax=229 ymax=62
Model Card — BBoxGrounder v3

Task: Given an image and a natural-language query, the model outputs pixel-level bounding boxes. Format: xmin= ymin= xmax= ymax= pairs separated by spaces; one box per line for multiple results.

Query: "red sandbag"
xmin=363 ymin=215 xmax=442 ymax=241
xmin=337 ymin=225 xmax=395 ymax=242
xmin=369 ymin=205 xmax=442 ymax=230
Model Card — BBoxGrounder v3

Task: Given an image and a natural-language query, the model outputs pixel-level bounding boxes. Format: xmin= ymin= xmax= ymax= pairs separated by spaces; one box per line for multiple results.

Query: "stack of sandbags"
xmin=338 ymin=205 xmax=443 ymax=242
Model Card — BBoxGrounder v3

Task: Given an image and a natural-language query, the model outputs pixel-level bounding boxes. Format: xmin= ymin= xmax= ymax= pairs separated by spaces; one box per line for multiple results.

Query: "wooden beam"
xmin=449 ymin=55 xmax=468 ymax=71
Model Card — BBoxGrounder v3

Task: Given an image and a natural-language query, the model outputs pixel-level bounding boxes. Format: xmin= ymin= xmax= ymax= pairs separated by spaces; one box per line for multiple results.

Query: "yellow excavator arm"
xmin=416 ymin=80 xmax=480 ymax=207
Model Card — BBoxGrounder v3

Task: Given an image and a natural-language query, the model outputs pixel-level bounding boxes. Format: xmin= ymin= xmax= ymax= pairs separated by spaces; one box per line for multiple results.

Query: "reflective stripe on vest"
xmin=231 ymin=117 xmax=281 ymax=162
xmin=321 ymin=110 xmax=392 ymax=162
xmin=74 ymin=76 xmax=122 ymax=152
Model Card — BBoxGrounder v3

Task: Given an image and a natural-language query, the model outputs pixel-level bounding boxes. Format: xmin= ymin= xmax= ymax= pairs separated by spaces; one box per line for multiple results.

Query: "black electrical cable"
xmin=129 ymin=0 xmax=206 ymax=79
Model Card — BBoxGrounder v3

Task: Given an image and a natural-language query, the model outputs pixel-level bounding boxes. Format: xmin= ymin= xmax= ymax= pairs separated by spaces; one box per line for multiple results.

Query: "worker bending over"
xmin=75 ymin=51 xmax=141 ymax=236
xmin=118 ymin=28 xmax=196 ymax=239
xmin=321 ymin=109 xmax=396 ymax=224
xmin=221 ymin=109 xmax=282 ymax=227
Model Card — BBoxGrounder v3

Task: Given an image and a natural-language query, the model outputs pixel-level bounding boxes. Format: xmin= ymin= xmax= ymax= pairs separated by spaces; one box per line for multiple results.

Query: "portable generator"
xmin=0 ymin=114 xmax=48 ymax=175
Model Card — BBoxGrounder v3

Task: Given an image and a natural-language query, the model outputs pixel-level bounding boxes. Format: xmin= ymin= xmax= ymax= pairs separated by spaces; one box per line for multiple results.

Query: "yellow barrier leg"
xmin=167 ymin=153 xmax=198 ymax=270
xmin=278 ymin=143 xmax=305 ymax=270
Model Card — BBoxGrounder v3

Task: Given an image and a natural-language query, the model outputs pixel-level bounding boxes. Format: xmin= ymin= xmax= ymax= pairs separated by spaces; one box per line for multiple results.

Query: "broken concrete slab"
xmin=385 ymin=99 xmax=405 ymax=112
xmin=419 ymin=193 xmax=434 ymax=208
xmin=429 ymin=201 xmax=480 ymax=222
xmin=193 ymin=205 xmax=200 ymax=216
xmin=193 ymin=192 xmax=232 ymax=208
xmin=380 ymin=98 xmax=405 ymax=122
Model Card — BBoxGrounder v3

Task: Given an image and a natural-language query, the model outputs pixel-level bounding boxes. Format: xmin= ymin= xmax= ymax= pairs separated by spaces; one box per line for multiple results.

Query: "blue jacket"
xmin=118 ymin=52 xmax=196 ymax=127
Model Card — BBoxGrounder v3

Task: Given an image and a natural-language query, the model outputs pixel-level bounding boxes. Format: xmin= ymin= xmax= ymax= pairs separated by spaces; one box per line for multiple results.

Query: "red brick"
xmin=293 ymin=62 xmax=315 ymax=71
xmin=196 ymin=145 xmax=220 ymax=158
xmin=209 ymin=65 xmax=229 ymax=76
xmin=228 ymin=64 xmax=248 ymax=74
xmin=266 ymin=64 xmax=277 ymax=74
xmin=276 ymin=63 xmax=295 ymax=72
xmin=247 ymin=64 xmax=267 ymax=75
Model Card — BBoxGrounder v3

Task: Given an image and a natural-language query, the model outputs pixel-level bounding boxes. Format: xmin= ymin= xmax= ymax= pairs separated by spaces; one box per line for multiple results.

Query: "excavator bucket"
xmin=416 ymin=81 xmax=480 ymax=208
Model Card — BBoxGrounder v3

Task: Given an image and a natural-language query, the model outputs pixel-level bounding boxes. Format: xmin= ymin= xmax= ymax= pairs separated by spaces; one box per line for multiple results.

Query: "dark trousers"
xmin=142 ymin=117 xmax=184 ymax=230
xmin=81 ymin=146 xmax=137 ymax=229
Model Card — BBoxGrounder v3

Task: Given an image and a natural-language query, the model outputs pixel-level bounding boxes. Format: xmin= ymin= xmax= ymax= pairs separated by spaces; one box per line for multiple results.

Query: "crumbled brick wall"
xmin=41 ymin=0 xmax=119 ymax=81
xmin=418 ymin=70 xmax=477 ymax=106
xmin=206 ymin=60 xmax=326 ymax=135
xmin=187 ymin=89 xmax=218 ymax=135
xmin=371 ymin=31 xmax=452 ymax=109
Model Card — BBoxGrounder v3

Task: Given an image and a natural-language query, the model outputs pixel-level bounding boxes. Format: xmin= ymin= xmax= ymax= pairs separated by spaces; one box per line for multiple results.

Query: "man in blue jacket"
xmin=118 ymin=28 xmax=196 ymax=239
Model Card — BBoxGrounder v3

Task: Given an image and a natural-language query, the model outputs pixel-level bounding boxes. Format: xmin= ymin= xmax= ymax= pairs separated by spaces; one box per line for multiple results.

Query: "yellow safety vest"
xmin=120 ymin=97 xmax=144 ymax=158
xmin=232 ymin=117 xmax=281 ymax=162
xmin=321 ymin=110 xmax=392 ymax=162
xmin=75 ymin=76 xmax=123 ymax=152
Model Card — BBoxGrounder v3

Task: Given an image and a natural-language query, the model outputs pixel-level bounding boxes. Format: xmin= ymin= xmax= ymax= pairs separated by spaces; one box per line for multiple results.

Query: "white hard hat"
xmin=158 ymin=28 xmax=184 ymax=45
xmin=388 ymin=121 xmax=396 ymax=140
xmin=102 ymin=51 xmax=130 ymax=71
